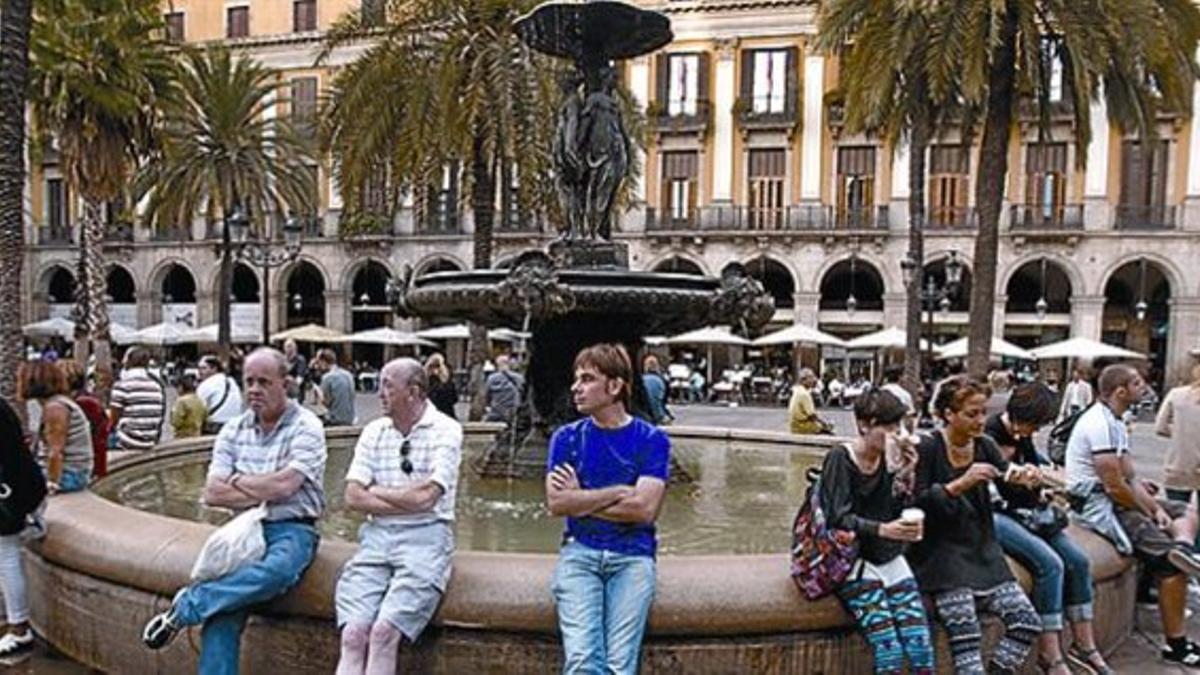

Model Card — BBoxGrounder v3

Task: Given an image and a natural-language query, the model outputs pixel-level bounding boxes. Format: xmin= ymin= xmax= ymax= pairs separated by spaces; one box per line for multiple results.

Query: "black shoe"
xmin=141 ymin=610 xmax=179 ymax=650
xmin=1162 ymin=640 xmax=1200 ymax=668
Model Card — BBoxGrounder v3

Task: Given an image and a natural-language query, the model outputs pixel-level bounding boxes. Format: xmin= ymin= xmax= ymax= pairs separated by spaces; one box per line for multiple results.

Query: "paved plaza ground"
xmin=8 ymin=397 xmax=1199 ymax=672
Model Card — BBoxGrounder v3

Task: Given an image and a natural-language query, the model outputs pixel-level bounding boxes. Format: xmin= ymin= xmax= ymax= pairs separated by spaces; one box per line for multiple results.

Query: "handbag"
xmin=1010 ymin=503 xmax=1069 ymax=538
xmin=790 ymin=468 xmax=859 ymax=600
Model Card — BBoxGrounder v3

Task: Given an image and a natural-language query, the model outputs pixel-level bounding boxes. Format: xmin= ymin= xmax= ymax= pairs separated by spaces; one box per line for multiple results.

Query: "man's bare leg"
xmin=365 ymin=621 xmax=402 ymax=675
xmin=335 ymin=623 xmax=371 ymax=675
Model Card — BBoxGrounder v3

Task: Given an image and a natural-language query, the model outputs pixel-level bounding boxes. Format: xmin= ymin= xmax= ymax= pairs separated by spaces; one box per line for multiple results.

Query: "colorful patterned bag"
xmin=790 ymin=469 xmax=858 ymax=600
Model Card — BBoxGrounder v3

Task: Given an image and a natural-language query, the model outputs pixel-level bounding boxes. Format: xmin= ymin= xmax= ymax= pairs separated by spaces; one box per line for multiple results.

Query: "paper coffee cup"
xmin=901 ymin=508 xmax=925 ymax=524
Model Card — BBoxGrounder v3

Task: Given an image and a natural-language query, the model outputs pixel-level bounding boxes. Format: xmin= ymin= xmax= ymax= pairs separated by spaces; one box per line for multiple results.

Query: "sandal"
xmin=1066 ymin=644 xmax=1114 ymax=675
xmin=1037 ymin=655 xmax=1070 ymax=675
xmin=1162 ymin=639 xmax=1200 ymax=668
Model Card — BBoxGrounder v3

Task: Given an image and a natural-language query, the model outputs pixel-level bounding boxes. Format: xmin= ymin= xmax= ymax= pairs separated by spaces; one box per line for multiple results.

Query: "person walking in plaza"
xmin=0 ymin=396 xmax=47 ymax=658
xmin=171 ymin=373 xmax=208 ymax=439
xmin=283 ymin=339 xmax=309 ymax=400
xmin=141 ymin=348 xmax=327 ymax=674
xmin=1064 ymin=363 xmax=1200 ymax=666
xmin=197 ymin=355 xmax=244 ymax=435
xmin=424 ymin=353 xmax=459 ymax=421
xmin=334 ymin=358 xmax=462 ymax=675
xmin=22 ymin=360 xmax=95 ymax=493
xmin=641 ymin=354 xmax=672 ymax=425
xmin=1059 ymin=364 xmax=1094 ymax=423
xmin=58 ymin=360 xmax=109 ymax=478
xmin=819 ymin=389 xmax=933 ymax=674
xmin=985 ymin=383 xmax=1111 ymax=675
xmin=484 ymin=354 xmax=525 ymax=425
xmin=789 ymin=368 xmax=832 ymax=435
xmin=907 ymin=376 xmax=1044 ymax=675
xmin=108 ymin=347 xmax=166 ymax=452
xmin=545 ymin=343 xmax=670 ymax=675
xmin=985 ymin=371 xmax=1013 ymax=419
xmin=315 ymin=349 xmax=357 ymax=426
xmin=1155 ymin=364 xmax=1200 ymax=505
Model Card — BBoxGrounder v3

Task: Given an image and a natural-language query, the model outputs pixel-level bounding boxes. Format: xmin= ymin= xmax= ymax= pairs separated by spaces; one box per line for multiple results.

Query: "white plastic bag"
xmin=190 ymin=503 xmax=269 ymax=582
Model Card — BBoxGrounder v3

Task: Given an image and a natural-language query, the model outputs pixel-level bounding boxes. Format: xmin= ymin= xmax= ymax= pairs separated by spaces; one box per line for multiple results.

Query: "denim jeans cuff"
xmin=171 ymin=587 xmax=199 ymax=627
xmin=1065 ymin=602 xmax=1094 ymax=623
xmin=1039 ymin=612 xmax=1064 ymax=632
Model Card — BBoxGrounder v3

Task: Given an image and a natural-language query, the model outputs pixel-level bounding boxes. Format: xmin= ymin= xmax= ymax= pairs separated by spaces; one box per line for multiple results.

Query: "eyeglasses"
xmin=400 ymin=439 xmax=413 ymax=475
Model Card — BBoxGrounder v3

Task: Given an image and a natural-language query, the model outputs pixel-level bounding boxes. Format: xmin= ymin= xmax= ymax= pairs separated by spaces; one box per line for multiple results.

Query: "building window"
xmin=164 ymin=12 xmax=185 ymax=42
xmin=291 ymin=77 xmax=318 ymax=135
xmin=749 ymin=50 xmax=789 ymax=114
xmin=361 ymin=0 xmax=384 ymax=26
xmin=293 ymin=0 xmax=316 ymax=33
xmin=1118 ymin=139 xmax=1171 ymax=227
xmin=836 ymin=146 xmax=875 ymax=226
xmin=1041 ymin=37 xmax=1065 ymax=102
xmin=303 ymin=165 xmax=320 ymax=217
xmin=45 ymin=178 xmax=68 ymax=231
xmin=666 ymin=54 xmax=700 ymax=116
xmin=928 ymin=145 xmax=970 ymax=227
xmin=748 ymin=148 xmax=785 ymax=229
xmin=1025 ymin=142 xmax=1067 ymax=220
xmin=226 ymin=6 xmax=249 ymax=38
xmin=661 ymin=151 xmax=697 ymax=225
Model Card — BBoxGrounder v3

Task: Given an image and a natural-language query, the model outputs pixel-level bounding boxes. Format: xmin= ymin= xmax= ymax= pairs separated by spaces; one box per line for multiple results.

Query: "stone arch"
xmin=1101 ymin=257 xmax=1174 ymax=389
xmin=737 ymin=255 xmax=797 ymax=309
xmin=1096 ymin=253 xmax=1185 ymax=298
xmin=104 ymin=264 xmax=137 ymax=303
xmin=232 ymin=263 xmax=260 ymax=303
xmin=147 ymin=258 xmax=197 ymax=299
xmin=282 ymin=258 xmax=329 ymax=328
xmin=1000 ymin=252 xmax=1085 ymax=298
xmin=36 ymin=263 xmax=75 ymax=303
xmin=413 ymin=254 xmax=466 ymax=277
xmin=647 ymin=252 xmax=709 ymax=276
xmin=818 ymin=256 xmax=886 ymax=311
xmin=810 ymin=250 xmax=895 ymax=297
xmin=922 ymin=253 xmax=974 ymax=312
xmin=153 ymin=262 xmax=198 ymax=304
xmin=494 ymin=256 xmax=518 ymax=270
xmin=1004 ymin=257 xmax=1075 ymax=314
xmin=276 ymin=255 xmax=332 ymax=293
xmin=340 ymin=257 xmax=396 ymax=294
xmin=349 ymin=260 xmax=393 ymax=307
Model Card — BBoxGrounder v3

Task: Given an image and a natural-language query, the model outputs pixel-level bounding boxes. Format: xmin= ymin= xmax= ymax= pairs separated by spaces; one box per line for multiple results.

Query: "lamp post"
xmin=230 ymin=214 xmax=303 ymax=344
xmin=901 ymin=250 xmax=964 ymax=378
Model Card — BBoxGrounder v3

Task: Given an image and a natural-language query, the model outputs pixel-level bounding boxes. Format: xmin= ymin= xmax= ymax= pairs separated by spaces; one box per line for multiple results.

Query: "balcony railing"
xmin=1114 ymin=204 xmax=1176 ymax=230
xmin=737 ymin=91 xmax=800 ymax=132
xmin=1017 ymin=98 xmax=1076 ymax=122
xmin=151 ymin=226 xmax=191 ymax=242
xmin=646 ymin=204 xmax=889 ymax=233
xmin=926 ymin=206 xmax=978 ymax=230
xmin=39 ymin=226 xmax=72 ymax=245
xmin=649 ymin=100 xmax=712 ymax=135
xmin=104 ymin=222 xmax=134 ymax=243
xmin=1009 ymin=204 xmax=1085 ymax=231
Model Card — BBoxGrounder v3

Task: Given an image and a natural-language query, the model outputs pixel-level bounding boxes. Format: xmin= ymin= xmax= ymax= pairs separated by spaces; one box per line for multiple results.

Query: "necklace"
xmin=942 ymin=429 xmax=974 ymax=467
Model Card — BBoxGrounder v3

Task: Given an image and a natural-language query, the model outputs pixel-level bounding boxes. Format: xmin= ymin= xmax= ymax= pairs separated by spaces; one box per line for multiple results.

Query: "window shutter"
xmin=785 ymin=46 xmax=799 ymax=112
xmin=698 ymin=52 xmax=711 ymax=103
xmin=740 ymin=50 xmax=753 ymax=107
xmin=655 ymin=54 xmax=668 ymax=107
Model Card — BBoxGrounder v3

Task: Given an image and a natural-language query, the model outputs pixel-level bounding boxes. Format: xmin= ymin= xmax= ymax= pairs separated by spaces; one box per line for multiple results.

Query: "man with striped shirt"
xmin=108 ymin=347 xmax=165 ymax=451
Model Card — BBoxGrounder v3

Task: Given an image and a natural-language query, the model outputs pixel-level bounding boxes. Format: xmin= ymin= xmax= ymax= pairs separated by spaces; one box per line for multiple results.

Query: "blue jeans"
xmin=993 ymin=512 xmax=1093 ymax=631
xmin=551 ymin=540 xmax=656 ymax=675
xmin=58 ymin=467 xmax=90 ymax=493
xmin=173 ymin=521 xmax=319 ymax=675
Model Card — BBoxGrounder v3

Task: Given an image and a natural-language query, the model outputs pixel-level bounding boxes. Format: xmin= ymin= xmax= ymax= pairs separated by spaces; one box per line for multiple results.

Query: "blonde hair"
xmin=425 ymin=353 xmax=451 ymax=384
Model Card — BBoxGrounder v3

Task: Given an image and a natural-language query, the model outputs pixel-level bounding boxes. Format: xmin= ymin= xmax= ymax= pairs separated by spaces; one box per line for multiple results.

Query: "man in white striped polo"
xmin=108 ymin=346 xmax=166 ymax=451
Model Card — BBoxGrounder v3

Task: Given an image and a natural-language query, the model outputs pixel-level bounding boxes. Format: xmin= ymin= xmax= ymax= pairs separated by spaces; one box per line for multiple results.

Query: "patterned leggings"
xmin=933 ymin=582 xmax=1042 ymax=674
xmin=838 ymin=570 xmax=934 ymax=674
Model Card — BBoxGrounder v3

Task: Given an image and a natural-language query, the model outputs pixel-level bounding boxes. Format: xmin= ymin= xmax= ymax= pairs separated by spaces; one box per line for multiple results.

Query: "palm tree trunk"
xmin=467 ymin=135 xmax=496 ymax=421
xmin=0 ymin=0 xmax=33 ymax=402
xmin=80 ymin=200 xmax=113 ymax=402
xmin=968 ymin=2 xmax=1019 ymax=379
xmin=217 ymin=212 xmax=233 ymax=367
xmin=903 ymin=99 xmax=931 ymax=401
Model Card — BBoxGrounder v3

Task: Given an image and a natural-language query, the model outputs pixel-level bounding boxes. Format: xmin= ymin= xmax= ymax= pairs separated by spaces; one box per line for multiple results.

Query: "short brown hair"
xmin=574 ymin=343 xmax=633 ymax=404
xmin=1098 ymin=363 xmax=1140 ymax=397
xmin=21 ymin=361 xmax=68 ymax=400
xmin=58 ymin=360 xmax=88 ymax=392
xmin=933 ymin=375 xmax=991 ymax=420
xmin=124 ymin=346 xmax=151 ymax=369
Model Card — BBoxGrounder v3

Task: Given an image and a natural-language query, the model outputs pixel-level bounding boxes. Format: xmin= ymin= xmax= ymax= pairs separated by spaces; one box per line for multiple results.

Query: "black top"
xmin=906 ymin=432 xmax=1013 ymax=593
xmin=428 ymin=377 xmax=458 ymax=420
xmin=984 ymin=413 xmax=1045 ymax=511
xmin=0 ymin=398 xmax=47 ymax=535
xmin=817 ymin=444 xmax=906 ymax=564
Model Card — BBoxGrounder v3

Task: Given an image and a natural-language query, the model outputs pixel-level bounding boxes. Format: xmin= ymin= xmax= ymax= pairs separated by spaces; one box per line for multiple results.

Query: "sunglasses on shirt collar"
xmin=400 ymin=439 xmax=413 ymax=475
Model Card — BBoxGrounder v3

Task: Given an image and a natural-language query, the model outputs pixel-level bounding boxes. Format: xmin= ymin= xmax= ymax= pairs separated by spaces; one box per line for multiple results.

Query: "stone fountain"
xmin=393 ymin=0 xmax=774 ymax=476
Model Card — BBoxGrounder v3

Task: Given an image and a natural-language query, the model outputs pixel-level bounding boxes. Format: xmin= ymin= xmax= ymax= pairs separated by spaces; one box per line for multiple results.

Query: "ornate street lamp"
xmin=1036 ymin=258 xmax=1049 ymax=321
xmin=846 ymin=254 xmax=858 ymax=317
xmin=1135 ymin=258 xmax=1148 ymax=322
xmin=235 ymin=215 xmax=305 ymax=343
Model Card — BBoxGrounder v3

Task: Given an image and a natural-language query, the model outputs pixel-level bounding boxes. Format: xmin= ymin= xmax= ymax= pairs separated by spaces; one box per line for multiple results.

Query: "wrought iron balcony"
xmin=737 ymin=91 xmax=800 ymax=132
xmin=1115 ymin=204 xmax=1176 ymax=230
xmin=926 ymin=206 xmax=978 ymax=230
xmin=38 ymin=226 xmax=72 ymax=245
xmin=646 ymin=204 xmax=889 ymax=233
xmin=151 ymin=225 xmax=191 ymax=242
xmin=1009 ymin=204 xmax=1085 ymax=231
xmin=649 ymin=100 xmax=712 ymax=136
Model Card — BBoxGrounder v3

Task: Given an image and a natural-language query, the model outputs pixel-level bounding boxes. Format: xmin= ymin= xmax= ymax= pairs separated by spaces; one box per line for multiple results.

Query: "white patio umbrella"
xmin=1029 ymin=337 xmax=1146 ymax=361
xmin=488 ymin=327 xmax=533 ymax=342
xmin=271 ymin=323 xmax=345 ymax=343
xmin=22 ymin=316 xmax=75 ymax=339
xmin=335 ymin=327 xmax=437 ymax=348
xmin=935 ymin=336 xmax=1036 ymax=361
xmin=665 ymin=326 xmax=751 ymax=387
xmin=130 ymin=321 xmax=192 ymax=346
xmin=109 ymin=323 xmax=139 ymax=345
xmin=846 ymin=326 xmax=941 ymax=353
xmin=180 ymin=323 xmax=260 ymax=344
xmin=415 ymin=323 xmax=471 ymax=340
xmin=753 ymin=323 xmax=846 ymax=347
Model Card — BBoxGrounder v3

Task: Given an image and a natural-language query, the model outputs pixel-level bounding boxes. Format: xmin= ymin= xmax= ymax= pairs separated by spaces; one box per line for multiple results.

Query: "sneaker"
xmin=1162 ymin=640 xmax=1200 ymax=667
xmin=141 ymin=610 xmax=179 ymax=650
xmin=0 ymin=631 xmax=34 ymax=657
xmin=1168 ymin=546 xmax=1200 ymax=578
xmin=1065 ymin=644 xmax=1115 ymax=675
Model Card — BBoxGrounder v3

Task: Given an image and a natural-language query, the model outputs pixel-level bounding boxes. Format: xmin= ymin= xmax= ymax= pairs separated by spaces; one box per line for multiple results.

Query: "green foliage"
xmin=337 ymin=211 xmax=392 ymax=237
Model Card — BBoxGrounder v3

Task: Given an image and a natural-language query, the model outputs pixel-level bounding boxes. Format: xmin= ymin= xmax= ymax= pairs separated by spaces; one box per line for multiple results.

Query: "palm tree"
xmin=28 ymin=0 xmax=177 ymax=400
xmin=920 ymin=0 xmax=1200 ymax=377
xmin=320 ymin=0 xmax=643 ymax=419
xmin=0 ymin=0 xmax=34 ymax=402
xmin=817 ymin=0 xmax=946 ymax=399
xmin=135 ymin=47 xmax=316 ymax=364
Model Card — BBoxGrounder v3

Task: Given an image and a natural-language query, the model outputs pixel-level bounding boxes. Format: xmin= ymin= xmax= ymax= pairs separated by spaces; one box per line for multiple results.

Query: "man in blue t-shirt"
xmin=546 ymin=343 xmax=670 ymax=675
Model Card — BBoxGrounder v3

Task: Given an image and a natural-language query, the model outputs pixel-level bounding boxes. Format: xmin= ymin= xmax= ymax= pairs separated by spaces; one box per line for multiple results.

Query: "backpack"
xmin=1047 ymin=403 xmax=1095 ymax=466
xmin=789 ymin=466 xmax=859 ymax=600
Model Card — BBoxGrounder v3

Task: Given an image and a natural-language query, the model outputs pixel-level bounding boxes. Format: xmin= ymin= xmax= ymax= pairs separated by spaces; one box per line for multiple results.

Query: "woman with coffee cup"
xmin=818 ymin=389 xmax=935 ymax=674
xmin=986 ymin=383 xmax=1111 ymax=675
xmin=907 ymin=376 xmax=1043 ymax=674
